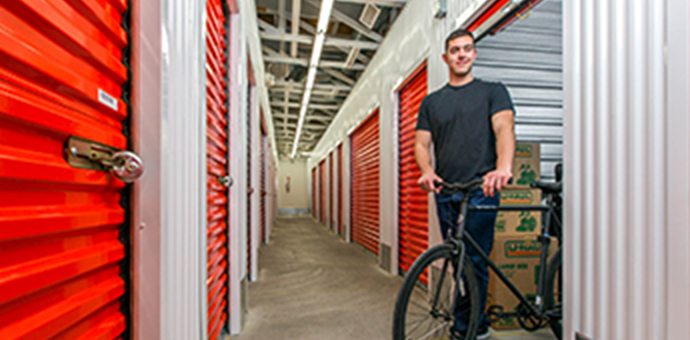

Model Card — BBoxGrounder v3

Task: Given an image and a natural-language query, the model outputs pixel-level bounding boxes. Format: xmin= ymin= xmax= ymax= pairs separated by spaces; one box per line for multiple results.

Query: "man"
xmin=415 ymin=28 xmax=515 ymax=339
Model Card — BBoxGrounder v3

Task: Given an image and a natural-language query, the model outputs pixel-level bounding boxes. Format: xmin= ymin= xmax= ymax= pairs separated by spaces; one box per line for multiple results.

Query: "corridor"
xmin=233 ymin=216 xmax=556 ymax=340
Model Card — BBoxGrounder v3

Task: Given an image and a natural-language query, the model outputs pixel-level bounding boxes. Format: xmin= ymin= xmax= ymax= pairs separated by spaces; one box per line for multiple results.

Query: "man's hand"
xmin=418 ymin=171 xmax=443 ymax=194
xmin=483 ymin=169 xmax=512 ymax=197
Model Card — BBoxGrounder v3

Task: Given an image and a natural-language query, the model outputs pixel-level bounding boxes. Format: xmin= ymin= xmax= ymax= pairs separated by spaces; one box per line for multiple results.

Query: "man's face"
xmin=443 ymin=35 xmax=477 ymax=77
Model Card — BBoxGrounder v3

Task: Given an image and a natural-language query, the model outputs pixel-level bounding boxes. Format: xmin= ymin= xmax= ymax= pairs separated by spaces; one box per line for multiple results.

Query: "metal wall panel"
xmin=337 ymin=144 xmax=343 ymax=235
xmin=329 ymin=152 xmax=334 ymax=230
xmin=205 ymin=0 xmax=230 ymax=338
xmin=472 ymin=0 xmax=563 ymax=179
xmin=350 ymin=110 xmax=381 ymax=255
xmin=398 ymin=64 xmax=429 ymax=279
xmin=312 ymin=167 xmax=317 ymax=218
xmin=160 ymin=0 xmax=207 ymax=338
xmin=563 ymin=0 xmax=690 ymax=339
xmin=0 ymin=1 xmax=131 ymax=338
xmin=319 ymin=160 xmax=326 ymax=223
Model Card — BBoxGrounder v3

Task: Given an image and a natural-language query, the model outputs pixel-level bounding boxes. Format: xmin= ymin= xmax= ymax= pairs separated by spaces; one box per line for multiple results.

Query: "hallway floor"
xmin=231 ymin=216 xmax=556 ymax=340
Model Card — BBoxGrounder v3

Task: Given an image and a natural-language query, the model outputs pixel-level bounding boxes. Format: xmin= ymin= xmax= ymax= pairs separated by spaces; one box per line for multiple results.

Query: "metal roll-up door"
xmin=337 ymin=145 xmax=343 ymax=235
xmin=319 ymin=160 xmax=326 ymax=224
xmin=350 ymin=110 xmax=380 ymax=255
xmin=472 ymin=0 xmax=563 ymax=179
xmin=398 ymin=64 xmax=429 ymax=277
xmin=0 ymin=1 xmax=135 ymax=338
xmin=329 ymin=152 xmax=334 ymax=229
xmin=205 ymin=0 xmax=230 ymax=338
xmin=312 ymin=168 xmax=317 ymax=218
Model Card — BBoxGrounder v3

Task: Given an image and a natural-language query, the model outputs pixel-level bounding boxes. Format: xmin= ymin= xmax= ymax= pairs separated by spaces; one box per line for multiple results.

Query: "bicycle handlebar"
xmin=435 ymin=179 xmax=485 ymax=192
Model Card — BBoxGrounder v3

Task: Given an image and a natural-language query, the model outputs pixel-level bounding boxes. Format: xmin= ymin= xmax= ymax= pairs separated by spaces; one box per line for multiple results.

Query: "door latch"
xmin=65 ymin=136 xmax=144 ymax=183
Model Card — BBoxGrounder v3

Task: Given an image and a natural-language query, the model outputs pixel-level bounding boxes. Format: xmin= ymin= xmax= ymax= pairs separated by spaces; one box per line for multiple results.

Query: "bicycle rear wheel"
xmin=543 ymin=247 xmax=563 ymax=340
xmin=393 ymin=243 xmax=480 ymax=340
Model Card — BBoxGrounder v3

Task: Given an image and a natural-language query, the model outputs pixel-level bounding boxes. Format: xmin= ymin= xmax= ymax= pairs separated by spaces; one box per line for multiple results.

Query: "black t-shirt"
xmin=415 ymin=79 xmax=514 ymax=185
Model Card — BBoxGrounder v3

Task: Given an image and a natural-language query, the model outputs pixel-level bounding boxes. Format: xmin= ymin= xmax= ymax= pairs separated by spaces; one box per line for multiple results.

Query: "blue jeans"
xmin=435 ymin=190 xmax=499 ymax=332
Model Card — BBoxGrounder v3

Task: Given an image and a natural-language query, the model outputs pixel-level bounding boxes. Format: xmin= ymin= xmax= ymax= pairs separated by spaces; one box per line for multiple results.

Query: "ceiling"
xmin=256 ymin=0 xmax=407 ymax=158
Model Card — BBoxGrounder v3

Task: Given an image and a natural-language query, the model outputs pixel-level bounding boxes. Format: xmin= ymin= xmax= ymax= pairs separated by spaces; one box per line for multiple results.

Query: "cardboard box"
xmin=495 ymin=188 xmax=542 ymax=236
xmin=509 ymin=142 xmax=541 ymax=188
xmin=486 ymin=235 xmax=558 ymax=330
xmin=494 ymin=210 xmax=541 ymax=236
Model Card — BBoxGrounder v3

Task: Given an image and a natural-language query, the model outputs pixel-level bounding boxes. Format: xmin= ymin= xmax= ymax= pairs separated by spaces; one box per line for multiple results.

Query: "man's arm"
xmin=415 ymin=130 xmax=442 ymax=193
xmin=483 ymin=110 xmax=515 ymax=197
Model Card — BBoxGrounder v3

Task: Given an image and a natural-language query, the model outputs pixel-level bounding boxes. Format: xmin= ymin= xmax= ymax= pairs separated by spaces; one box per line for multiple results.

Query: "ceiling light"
xmin=290 ymin=0 xmax=335 ymax=158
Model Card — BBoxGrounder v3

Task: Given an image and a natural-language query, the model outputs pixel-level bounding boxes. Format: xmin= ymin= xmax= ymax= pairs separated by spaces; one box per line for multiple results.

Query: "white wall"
xmin=563 ymin=0 xmax=690 ymax=339
xmin=307 ymin=0 xmax=493 ymax=272
xmin=278 ymin=159 xmax=310 ymax=212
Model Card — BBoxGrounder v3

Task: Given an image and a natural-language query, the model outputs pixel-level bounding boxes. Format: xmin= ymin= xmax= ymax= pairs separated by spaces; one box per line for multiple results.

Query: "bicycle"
xmin=392 ymin=173 xmax=563 ymax=340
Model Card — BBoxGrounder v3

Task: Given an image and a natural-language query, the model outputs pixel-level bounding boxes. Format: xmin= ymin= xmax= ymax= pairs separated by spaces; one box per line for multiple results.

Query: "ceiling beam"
xmin=271 ymin=80 xmax=352 ymax=91
xmin=299 ymin=20 xmax=371 ymax=64
xmin=279 ymin=0 xmax=287 ymax=53
xmin=336 ymin=0 xmax=406 ymax=7
xmin=270 ymin=102 xmax=341 ymax=110
xmin=263 ymin=55 xmax=366 ymax=70
xmin=305 ymin=0 xmax=383 ymax=42
xmin=321 ymin=67 xmax=356 ymax=86
xmin=291 ymin=0 xmax=301 ymax=57
xmin=260 ymin=32 xmax=379 ymax=50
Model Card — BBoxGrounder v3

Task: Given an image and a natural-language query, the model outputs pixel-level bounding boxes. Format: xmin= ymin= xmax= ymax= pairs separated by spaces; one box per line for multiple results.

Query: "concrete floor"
xmin=231 ymin=216 xmax=556 ymax=340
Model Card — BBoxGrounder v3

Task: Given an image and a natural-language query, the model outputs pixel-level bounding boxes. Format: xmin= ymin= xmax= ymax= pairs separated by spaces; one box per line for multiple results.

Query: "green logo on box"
xmin=501 ymin=191 xmax=534 ymax=205
xmin=515 ymin=144 xmax=533 ymax=158
xmin=516 ymin=164 xmax=538 ymax=185
xmin=516 ymin=211 xmax=538 ymax=232
xmin=505 ymin=240 xmax=541 ymax=258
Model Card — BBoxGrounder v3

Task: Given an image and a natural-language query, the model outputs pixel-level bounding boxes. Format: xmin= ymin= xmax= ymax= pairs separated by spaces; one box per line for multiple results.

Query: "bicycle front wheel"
xmin=393 ymin=243 xmax=480 ymax=340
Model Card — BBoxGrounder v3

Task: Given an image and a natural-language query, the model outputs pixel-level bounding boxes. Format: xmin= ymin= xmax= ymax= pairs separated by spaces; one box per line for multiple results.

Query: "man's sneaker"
xmin=476 ymin=325 xmax=491 ymax=340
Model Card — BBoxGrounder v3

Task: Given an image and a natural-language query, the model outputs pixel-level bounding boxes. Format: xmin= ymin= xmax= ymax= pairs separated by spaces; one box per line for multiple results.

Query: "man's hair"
xmin=445 ymin=28 xmax=475 ymax=52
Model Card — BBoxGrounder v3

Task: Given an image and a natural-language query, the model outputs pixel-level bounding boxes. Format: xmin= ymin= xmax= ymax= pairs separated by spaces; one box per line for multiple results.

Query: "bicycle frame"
xmin=451 ymin=190 xmax=562 ymax=319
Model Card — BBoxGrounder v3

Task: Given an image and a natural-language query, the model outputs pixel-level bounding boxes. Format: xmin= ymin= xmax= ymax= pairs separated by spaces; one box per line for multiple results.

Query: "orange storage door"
xmin=350 ymin=110 xmax=380 ymax=254
xmin=329 ymin=152 xmax=334 ymax=229
xmin=319 ymin=160 xmax=326 ymax=224
xmin=312 ymin=168 xmax=317 ymax=218
xmin=398 ymin=64 xmax=429 ymax=278
xmin=205 ymin=0 xmax=230 ymax=338
xmin=337 ymin=145 xmax=343 ymax=235
xmin=0 ymin=1 xmax=132 ymax=338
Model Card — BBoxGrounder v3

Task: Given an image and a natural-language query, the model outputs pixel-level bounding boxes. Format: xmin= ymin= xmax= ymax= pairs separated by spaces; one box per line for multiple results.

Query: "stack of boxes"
xmin=486 ymin=142 xmax=556 ymax=330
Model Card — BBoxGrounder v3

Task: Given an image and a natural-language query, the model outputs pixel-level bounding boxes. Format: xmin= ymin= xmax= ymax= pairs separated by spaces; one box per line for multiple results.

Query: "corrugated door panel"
xmin=0 ymin=1 xmax=130 ymax=339
xmin=329 ymin=152 xmax=334 ymax=229
xmin=319 ymin=160 xmax=326 ymax=224
xmin=350 ymin=110 xmax=380 ymax=255
xmin=312 ymin=168 xmax=317 ymax=218
xmin=260 ymin=135 xmax=266 ymax=244
xmin=398 ymin=64 xmax=429 ymax=279
xmin=246 ymin=84 xmax=251 ymax=277
xmin=472 ymin=0 xmax=563 ymax=179
xmin=205 ymin=0 xmax=229 ymax=338
xmin=337 ymin=145 xmax=343 ymax=235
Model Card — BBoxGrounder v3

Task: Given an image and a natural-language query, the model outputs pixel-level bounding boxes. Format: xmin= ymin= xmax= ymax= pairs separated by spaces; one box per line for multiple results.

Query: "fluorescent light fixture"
xmin=290 ymin=0 xmax=335 ymax=158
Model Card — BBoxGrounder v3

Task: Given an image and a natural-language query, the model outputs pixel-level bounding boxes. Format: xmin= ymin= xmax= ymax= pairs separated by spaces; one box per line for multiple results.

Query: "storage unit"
xmin=0 ymin=1 xmax=132 ymax=338
xmin=397 ymin=63 xmax=429 ymax=277
xmin=319 ymin=159 xmax=326 ymax=224
xmin=329 ymin=152 xmax=334 ymax=230
xmin=350 ymin=110 xmax=381 ymax=255
xmin=337 ymin=144 xmax=343 ymax=235
xmin=471 ymin=0 xmax=563 ymax=180
xmin=205 ymin=0 xmax=231 ymax=338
